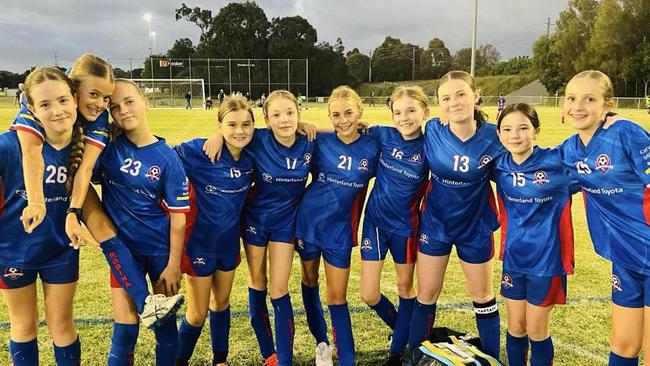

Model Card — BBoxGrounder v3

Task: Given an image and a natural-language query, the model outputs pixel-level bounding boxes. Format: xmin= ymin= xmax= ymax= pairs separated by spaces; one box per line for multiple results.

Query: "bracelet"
xmin=66 ymin=207 xmax=83 ymax=222
xmin=29 ymin=202 xmax=46 ymax=208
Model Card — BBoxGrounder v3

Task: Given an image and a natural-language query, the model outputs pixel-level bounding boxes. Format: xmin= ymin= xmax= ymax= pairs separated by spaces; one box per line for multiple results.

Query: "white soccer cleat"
xmin=315 ymin=342 xmax=334 ymax=366
xmin=140 ymin=293 xmax=184 ymax=329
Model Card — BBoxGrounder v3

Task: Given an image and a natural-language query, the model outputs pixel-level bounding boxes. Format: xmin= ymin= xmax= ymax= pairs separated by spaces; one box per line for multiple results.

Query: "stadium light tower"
xmin=470 ymin=0 xmax=478 ymax=77
xmin=143 ymin=13 xmax=152 ymax=55
xmin=150 ymin=32 xmax=156 ymax=54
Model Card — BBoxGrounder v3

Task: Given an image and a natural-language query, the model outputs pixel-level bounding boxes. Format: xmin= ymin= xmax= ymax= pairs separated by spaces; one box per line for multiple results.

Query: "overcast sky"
xmin=0 ymin=0 xmax=568 ymax=73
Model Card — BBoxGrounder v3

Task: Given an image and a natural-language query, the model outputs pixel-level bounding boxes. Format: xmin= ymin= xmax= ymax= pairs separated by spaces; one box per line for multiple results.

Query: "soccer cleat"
xmin=262 ymin=353 xmax=277 ymax=366
xmin=140 ymin=293 xmax=185 ymax=329
xmin=315 ymin=342 xmax=334 ymax=366
xmin=382 ymin=352 xmax=403 ymax=366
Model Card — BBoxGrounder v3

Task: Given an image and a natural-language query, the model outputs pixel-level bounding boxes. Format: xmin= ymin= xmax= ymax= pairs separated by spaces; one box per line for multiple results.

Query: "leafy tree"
xmin=167 ymin=38 xmax=196 ymax=59
xmin=346 ymin=48 xmax=369 ymax=85
xmin=175 ymin=3 xmax=213 ymax=41
xmin=267 ymin=16 xmax=317 ymax=59
xmin=427 ymin=38 xmax=452 ymax=78
xmin=310 ymin=41 xmax=349 ymax=95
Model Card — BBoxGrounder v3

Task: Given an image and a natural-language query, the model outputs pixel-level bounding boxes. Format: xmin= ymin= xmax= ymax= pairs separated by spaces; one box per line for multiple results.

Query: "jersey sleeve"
xmin=622 ymin=123 xmax=650 ymax=186
xmin=9 ymin=104 xmax=45 ymax=143
xmin=161 ymin=152 xmax=191 ymax=213
xmin=367 ymin=125 xmax=383 ymax=140
xmin=0 ymin=134 xmax=13 ymax=176
xmin=171 ymin=140 xmax=198 ymax=174
xmin=82 ymin=110 xmax=110 ymax=150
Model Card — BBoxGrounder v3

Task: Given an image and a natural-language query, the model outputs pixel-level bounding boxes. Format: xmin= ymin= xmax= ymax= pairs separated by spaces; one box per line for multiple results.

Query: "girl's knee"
xmin=359 ymin=287 xmax=379 ymax=306
xmin=11 ymin=321 xmax=39 ymax=341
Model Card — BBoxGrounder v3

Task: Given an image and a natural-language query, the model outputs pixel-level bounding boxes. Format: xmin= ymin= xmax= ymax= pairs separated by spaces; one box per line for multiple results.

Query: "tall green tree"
xmin=426 ymin=38 xmax=452 ymax=78
xmin=167 ymin=38 xmax=196 ymax=59
xmin=267 ymin=16 xmax=317 ymax=59
xmin=346 ymin=48 xmax=369 ymax=85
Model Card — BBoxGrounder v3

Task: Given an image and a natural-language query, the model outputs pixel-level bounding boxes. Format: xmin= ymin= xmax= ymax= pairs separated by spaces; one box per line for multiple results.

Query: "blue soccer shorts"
xmin=500 ymin=271 xmax=567 ymax=307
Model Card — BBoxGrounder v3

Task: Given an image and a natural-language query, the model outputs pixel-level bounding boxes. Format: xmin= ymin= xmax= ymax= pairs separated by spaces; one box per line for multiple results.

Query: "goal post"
xmin=129 ymin=78 xmax=206 ymax=109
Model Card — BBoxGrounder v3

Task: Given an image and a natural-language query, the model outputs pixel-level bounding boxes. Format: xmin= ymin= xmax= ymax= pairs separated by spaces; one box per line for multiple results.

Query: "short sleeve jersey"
xmin=98 ymin=135 xmax=190 ymax=255
xmin=0 ymin=131 xmax=75 ymax=269
xmin=174 ymin=139 xmax=253 ymax=256
xmin=10 ymin=105 xmax=110 ymax=150
xmin=495 ymin=147 xmax=579 ymax=276
xmin=560 ymin=121 xmax=650 ymax=274
xmin=421 ymin=119 xmax=505 ymax=243
xmin=243 ymin=129 xmax=314 ymax=230
xmin=364 ymin=126 xmax=428 ymax=236
xmin=295 ymin=132 xmax=380 ymax=249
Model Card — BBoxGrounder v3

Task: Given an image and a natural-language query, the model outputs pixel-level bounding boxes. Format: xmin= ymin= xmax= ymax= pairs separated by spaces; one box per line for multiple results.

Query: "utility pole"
xmin=412 ymin=46 xmax=416 ymax=81
xmin=546 ymin=17 xmax=556 ymax=37
xmin=54 ymin=51 xmax=58 ymax=67
xmin=368 ymin=50 xmax=372 ymax=83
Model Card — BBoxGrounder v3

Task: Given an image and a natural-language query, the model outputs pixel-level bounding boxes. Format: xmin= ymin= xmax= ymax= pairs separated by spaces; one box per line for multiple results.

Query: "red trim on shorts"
xmin=349 ymin=187 xmax=368 ymax=246
xmin=409 ymin=181 xmax=428 ymax=235
xmin=0 ymin=177 xmax=5 ymax=219
xmin=643 ymin=186 xmax=650 ymax=225
xmin=539 ymin=276 xmax=566 ymax=307
xmin=497 ymin=193 xmax=507 ymax=261
xmin=0 ymin=275 xmax=8 ymax=289
xmin=487 ymin=183 xmax=499 ymax=217
xmin=110 ymin=270 xmax=121 ymax=288
xmin=405 ymin=236 xmax=418 ymax=263
xmin=559 ymin=198 xmax=575 ymax=275
xmin=181 ymin=184 xmax=199 ymax=276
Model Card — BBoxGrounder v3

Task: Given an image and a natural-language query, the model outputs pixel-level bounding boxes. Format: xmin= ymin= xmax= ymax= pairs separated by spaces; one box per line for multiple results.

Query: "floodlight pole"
xmin=144 ymin=13 xmax=155 ymax=107
xmin=470 ymin=0 xmax=478 ymax=77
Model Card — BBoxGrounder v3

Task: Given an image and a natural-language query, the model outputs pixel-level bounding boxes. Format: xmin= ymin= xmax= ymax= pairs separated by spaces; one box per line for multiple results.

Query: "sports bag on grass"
xmin=411 ymin=327 xmax=503 ymax=366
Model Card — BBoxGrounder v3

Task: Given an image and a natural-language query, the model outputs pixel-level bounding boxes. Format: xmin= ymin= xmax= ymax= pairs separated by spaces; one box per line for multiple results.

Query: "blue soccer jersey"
xmin=421 ymin=119 xmax=505 ymax=243
xmin=295 ymin=132 xmax=380 ymax=249
xmin=174 ymin=138 xmax=253 ymax=256
xmin=364 ymin=126 xmax=428 ymax=237
xmin=0 ymin=131 xmax=76 ymax=269
xmin=495 ymin=147 xmax=579 ymax=276
xmin=97 ymin=135 xmax=190 ymax=255
xmin=10 ymin=105 xmax=110 ymax=149
xmin=243 ymin=128 xmax=313 ymax=231
xmin=560 ymin=121 xmax=650 ymax=274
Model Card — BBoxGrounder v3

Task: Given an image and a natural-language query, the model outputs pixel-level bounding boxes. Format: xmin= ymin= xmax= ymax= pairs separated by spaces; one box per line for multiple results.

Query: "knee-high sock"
xmin=53 ymin=336 xmax=81 ymax=366
xmin=530 ymin=336 xmax=554 ymax=366
xmin=408 ymin=300 xmax=436 ymax=350
xmin=154 ymin=315 xmax=178 ymax=366
xmin=209 ymin=306 xmax=230 ymax=365
xmin=271 ymin=294 xmax=294 ymax=366
xmin=108 ymin=323 xmax=139 ymax=366
xmin=369 ymin=294 xmax=397 ymax=329
xmin=9 ymin=338 xmax=38 ymax=366
xmin=390 ymin=296 xmax=415 ymax=355
xmin=506 ymin=332 xmax=528 ymax=366
xmin=301 ymin=283 xmax=329 ymax=345
xmin=101 ymin=236 xmax=149 ymax=313
xmin=176 ymin=316 xmax=203 ymax=362
xmin=248 ymin=287 xmax=275 ymax=358
xmin=609 ymin=352 xmax=639 ymax=366
xmin=473 ymin=298 xmax=500 ymax=359
xmin=329 ymin=303 xmax=355 ymax=366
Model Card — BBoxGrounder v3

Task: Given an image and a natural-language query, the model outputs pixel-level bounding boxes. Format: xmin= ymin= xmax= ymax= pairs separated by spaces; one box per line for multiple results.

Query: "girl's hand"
xmin=297 ymin=122 xmax=317 ymax=141
xmin=202 ymin=132 xmax=224 ymax=163
xmin=603 ymin=112 xmax=622 ymax=129
xmin=157 ymin=265 xmax=181 ymax=296
xmin=21 ymin=203 xmax=46 ymax=233
xmin=65 ymin=214 xmax=99 ymax=250
xmin=357 ymin=120 xmax=370 ymax=132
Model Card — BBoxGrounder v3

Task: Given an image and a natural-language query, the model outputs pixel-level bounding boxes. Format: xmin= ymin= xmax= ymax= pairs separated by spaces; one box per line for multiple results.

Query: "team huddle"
xmin=0 ymin=53 xmax=648 ymax=366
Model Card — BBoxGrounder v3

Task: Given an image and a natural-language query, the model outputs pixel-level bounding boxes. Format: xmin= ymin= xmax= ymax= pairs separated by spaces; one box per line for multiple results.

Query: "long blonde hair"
xmin=328 ymin=86 xmax=363 ymax=112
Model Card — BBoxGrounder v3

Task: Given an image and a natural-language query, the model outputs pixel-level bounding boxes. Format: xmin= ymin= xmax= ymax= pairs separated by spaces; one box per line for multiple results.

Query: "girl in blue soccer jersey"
xmin=295 ymin=86 xmax=380 ymax=366
xmin=173 ymin=95 xmax=255 ymax=366
xmin=11 ymin=55 xmax=182 ymax=333
xmin=101 ymin=79 xmax=190 ymax=366
xmin=202 ymin=90 xmax=317 ymax=366
xmin=409 ymin=71 xmax=504 ymax=360
xmin=0 ymin=67 xmax=82 ymax=365
xmin=358 ymin=85 xmax=429 ymax=366
xmin=560 ymin=70 xmax=650 ymax=366
xmin=495 ymin=103 xmax=579 ymax=366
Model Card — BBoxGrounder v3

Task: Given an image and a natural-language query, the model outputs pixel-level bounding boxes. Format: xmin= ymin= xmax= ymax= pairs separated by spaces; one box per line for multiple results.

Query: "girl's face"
xmin=563 ymin=77 xmax=612 ymax=133
xmin=265 ymin=97 xmax=299 ymax=139
xmin=220 ymin=109 xmax=254 ymax=150
xmin=438 ymin=79 xmax=477 ymax=124
xmin=109 ymin=82 xmax=148 ymax=132
xmin=328 ymin=99 xmax=362 ymax=140
xmin=28 ymin=79 xmax=77 ymax=137
xmin=497 ymin=111 xmax=539 ymax=157
xmin=391 ymin=96 xmax=428 ymax=139
xmin=76 ymin=75 xmax=114 ymax=121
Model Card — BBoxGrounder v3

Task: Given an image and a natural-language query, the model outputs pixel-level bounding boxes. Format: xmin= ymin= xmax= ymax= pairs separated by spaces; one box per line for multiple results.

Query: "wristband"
xmin=66 ymin=207 xmax=83 ymax=222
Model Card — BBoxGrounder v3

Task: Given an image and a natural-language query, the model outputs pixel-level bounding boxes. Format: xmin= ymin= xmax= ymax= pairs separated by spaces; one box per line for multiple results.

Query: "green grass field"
xmin=0 ymin=103 xmax=648 ymax=365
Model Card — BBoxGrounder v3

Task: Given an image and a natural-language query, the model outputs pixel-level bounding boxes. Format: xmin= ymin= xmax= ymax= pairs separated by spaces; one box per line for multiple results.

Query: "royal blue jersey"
xmin=295 ymin=132 xmax=380 ymax=249
xmin=243 ymin=128 xmax=313 ymax=230
xmin=97 ymin=135 xmax=190 ymax=255
xmin=495 ymin=147 xmax=579 ymax=276
xmin=421 ymin=119 xmax=505 ymax=242
xmin=560 ymin=121 xmax=650 ymax=274
xmin=0 ymin=131 xmax=75 ymax=269
xmin=10 ymin=105 xmax=110 ymax=150
xmin=174 ymin=138 xmax=253 ymax=256
xmin=364 ymin=126 xmax=428 ymax=237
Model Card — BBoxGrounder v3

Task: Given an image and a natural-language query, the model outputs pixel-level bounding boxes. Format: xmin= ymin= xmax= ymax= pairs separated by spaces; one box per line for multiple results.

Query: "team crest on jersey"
xmin=595 ymin=153 xmax=613 ymax=174
xmin=317 ymin=172 xmax=326 ymax=182
xmin=3 ymin=267 xmax=23 ymax=280
xmin=419 ymin=233 xmax=429 ymax=245
xmin=358 ymin=159 xmax=369 ymax=171
xmin=575 ymin=160 xmax=592 ymax=174
xmin=502 ymin=274 xmax=514 ymax=289
xmin=246 ymin=226 xmax=257 ymax=235
xmin=532 ymin=170 xmax=550 ymax=186
xmin=262 ymin=173 xmax=273 ymax=183
xmin=477 ymin=155 xmax=492 ymax=169
xmin=410 ymin=153 xmax=423 ymax=164
xmin=145 ymin=165 xmax=161 ymax=182
xmin=360 ymin=238 xmax=372 ymax=251
xmin=192 ymin=258 xmax=206 ymax=266
xmin=612 ymin=275 xmax=622 ymax=292
xmin=303 ymin=153 xmax=312 ymax=166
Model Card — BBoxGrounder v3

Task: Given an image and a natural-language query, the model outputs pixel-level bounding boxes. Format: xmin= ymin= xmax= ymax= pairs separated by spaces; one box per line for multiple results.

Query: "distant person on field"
xmin=645 ymin=95 xmax=650 ymax=115
xmin=13 ymin=83 xmax=24 ymax=107
xmin=497 ymin=93 xmax=506 ymax=118
xmin=386 ymin=96 xmax=391 ymax=109
xmin=205 ymin=97 xmax=213 ymax=110
xmin=475 ymin=88 xmax=484 ymax=111
xmin=218 ymin=89 xmax=225 ymax=105
xmin=185 ymin=91 xmax=192 ymax=109
xmin=369 ymin=91 xmax=376 ymax=107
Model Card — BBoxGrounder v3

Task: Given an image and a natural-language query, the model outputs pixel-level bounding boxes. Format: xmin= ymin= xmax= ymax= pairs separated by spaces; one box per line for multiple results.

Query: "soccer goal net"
xmin=129 ymin=79 xmax=206 ymax=109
